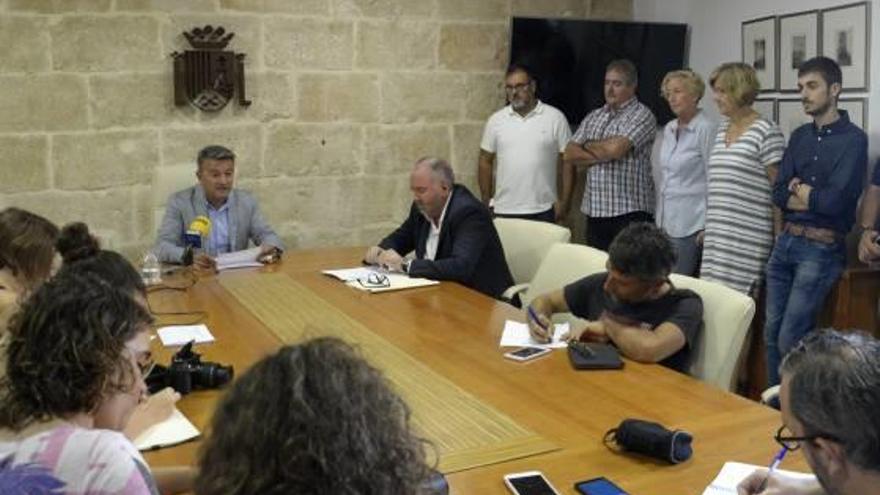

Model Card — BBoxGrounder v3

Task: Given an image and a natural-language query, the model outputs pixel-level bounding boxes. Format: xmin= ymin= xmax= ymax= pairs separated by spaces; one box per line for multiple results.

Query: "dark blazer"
xmin=379 ymin=185 xmax=514 ymax=299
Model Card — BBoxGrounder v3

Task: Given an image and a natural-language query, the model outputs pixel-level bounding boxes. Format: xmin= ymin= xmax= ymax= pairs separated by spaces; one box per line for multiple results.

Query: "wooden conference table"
xmin=144 ymin=247 xmax=809 ymax=494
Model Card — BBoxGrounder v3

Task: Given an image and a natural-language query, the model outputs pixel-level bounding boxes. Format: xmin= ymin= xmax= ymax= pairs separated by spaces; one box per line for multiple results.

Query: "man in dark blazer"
xmin=364 ymin=157 xmax=514 ymax=300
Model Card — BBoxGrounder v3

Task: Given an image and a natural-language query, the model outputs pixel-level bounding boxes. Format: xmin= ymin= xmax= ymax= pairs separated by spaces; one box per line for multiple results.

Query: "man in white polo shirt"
xmin=478 ymin=64 xmax=572 ymax=223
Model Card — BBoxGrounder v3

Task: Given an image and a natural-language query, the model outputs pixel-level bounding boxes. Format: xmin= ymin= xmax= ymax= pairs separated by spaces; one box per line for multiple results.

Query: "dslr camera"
xmin=156 ymin=341 xmax=234 ymax=395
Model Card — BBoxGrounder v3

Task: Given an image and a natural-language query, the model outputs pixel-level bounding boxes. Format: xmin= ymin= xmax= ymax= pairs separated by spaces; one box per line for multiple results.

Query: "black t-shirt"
xmin=563 ymin=273 xmax=703 ymax=373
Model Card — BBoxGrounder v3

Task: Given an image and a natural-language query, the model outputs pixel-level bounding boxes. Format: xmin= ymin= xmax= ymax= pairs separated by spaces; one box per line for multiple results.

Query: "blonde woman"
xmin=656 ymin=70 xmax=717 ymax=275
xmin=700 ymin=63 xmax=785 ymax=294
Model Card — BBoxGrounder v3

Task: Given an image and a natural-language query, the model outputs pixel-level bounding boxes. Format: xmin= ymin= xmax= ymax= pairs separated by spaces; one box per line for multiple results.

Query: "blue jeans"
xmin=764 ymin=232 xmax=845 ymax=386
xmin=670 ymin=232 xmax=702 ymax=276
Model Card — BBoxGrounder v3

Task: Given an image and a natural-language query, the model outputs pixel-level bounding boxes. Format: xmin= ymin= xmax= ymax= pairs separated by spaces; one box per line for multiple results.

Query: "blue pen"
xmin=758 ymin=446 xmax=788 ymax=491
xmin=526 ymin=306 xmax=549 ymax=331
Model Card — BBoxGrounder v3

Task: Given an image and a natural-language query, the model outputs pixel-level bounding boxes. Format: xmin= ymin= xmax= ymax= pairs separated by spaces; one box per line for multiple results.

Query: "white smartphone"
xmin=503 ymin=470 xmax=561 ymax=495
xmin=503 ymin=346 xmax=551 ymax=362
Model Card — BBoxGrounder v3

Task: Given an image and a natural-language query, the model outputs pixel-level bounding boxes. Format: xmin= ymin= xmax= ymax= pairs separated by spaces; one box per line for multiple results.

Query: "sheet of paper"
xmin=157 ymin=324 xmax=215 ymax=347
xmin=322 ymin=266 xmax=383 ymax=282
xmin=216 ymin=247 xmax=263 ymax=271
xmin=500 ymin=320 xmax=570 ymax=349
xmin=134 ymin=407 xmax=200 ymax=451
xmin=702 ymin=461 xmax=816 ymax=495
xmin=345 ymin=273 xmax=439 ymax=293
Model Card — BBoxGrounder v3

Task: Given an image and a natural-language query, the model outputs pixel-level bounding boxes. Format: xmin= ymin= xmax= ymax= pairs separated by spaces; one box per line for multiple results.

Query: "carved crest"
xmin=172 ymin=25 xmax=251 ymax=112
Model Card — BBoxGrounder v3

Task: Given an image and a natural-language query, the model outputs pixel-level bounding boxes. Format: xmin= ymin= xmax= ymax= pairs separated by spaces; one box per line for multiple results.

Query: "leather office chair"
xmin=671 ymin=274 xmax=756 ymax=391
xmin=494 ymin=218 xmax=571 ymax=301
xmin=516 ymin=243 xmax=608 ymax=326
xmin=151 ymin=164 xmax=196 ymax=233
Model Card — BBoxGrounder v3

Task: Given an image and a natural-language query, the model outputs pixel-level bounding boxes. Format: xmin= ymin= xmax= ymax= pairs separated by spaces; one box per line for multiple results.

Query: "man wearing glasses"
xmin=477 ymin=64 xmax=572 ymax=223
xmin=364 ymin=157 xmax=514 ymax=300
xmin=738 ymin=330 xmax=880 ymax=495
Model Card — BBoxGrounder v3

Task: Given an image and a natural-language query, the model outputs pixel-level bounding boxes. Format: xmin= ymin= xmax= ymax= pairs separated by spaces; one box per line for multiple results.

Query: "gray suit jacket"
xmin=154 ymin=185 xmax=284 ymax=263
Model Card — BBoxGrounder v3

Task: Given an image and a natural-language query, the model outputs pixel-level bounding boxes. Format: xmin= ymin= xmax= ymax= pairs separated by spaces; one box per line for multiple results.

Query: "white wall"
xmin=634 ymin=0 xmax=880 ymax=160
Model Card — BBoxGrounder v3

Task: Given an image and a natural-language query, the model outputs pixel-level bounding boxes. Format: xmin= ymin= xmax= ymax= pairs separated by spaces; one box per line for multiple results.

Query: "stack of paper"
xmin=134 ymin=407 xmax=200 ymax=451
xmin=500 ymin=320 xmax=571 ymax=349
xmin=157 ymin=324 xmax=215 ymax=347
xmin=216 ymin=247 xmax=263 ymax=271
xmin=322 ymin=266 xmax=440 ymax=293
xmin=702 ymin=461 xmax=816 ymax=495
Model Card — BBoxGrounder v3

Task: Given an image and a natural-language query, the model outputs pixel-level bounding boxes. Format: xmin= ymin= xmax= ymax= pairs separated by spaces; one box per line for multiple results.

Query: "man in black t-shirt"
xmin=527 ymin=223 xmax=703 ymax=373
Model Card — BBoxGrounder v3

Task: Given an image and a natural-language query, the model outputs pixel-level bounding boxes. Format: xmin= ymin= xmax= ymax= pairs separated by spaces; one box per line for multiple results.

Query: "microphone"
xmin=182 ymin=216 xmax=212 ymax=266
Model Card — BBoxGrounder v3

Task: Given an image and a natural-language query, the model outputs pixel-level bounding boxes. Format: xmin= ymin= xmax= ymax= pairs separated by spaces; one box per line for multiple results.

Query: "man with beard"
xmin=764 ymin=57 xmax=867 ymax=387
xmin=738 ymin=330 xmax=880 ymax=495
xmin=364 ymin=157 xmax=514 ymax=300
xmin=477 ymin=64 xmax=572 ymax=223
xmin=562 ymin=59 xmax=657 ymax=251
xmin=526 ymin=222 xmax=703 ymax=373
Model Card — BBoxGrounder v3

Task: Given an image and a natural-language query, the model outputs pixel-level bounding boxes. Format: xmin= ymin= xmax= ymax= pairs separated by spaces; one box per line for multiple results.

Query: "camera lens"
xmin=194 ymin=362 xmax=234 ymax=388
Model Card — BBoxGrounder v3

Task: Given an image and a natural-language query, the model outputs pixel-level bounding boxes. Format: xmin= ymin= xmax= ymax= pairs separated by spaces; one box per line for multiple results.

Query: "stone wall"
xmin=0 ymin=0 xmax=632 ymax=259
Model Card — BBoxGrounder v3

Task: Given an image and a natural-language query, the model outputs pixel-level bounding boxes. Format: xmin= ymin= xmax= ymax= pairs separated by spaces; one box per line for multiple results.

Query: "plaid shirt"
xmin=571 ymin=97 xmax=657 ymax=217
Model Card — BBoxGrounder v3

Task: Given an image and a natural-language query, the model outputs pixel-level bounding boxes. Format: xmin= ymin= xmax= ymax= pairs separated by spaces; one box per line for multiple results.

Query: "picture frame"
xmin=820 ymin=1 xmax=870 ymax=91
xmin=753 ymin=98 xmax=777 ymax=123
xmin=776 ymin=99 xmax=811 ymax=143
xmin=778 ymin=11 xmax=820 ymax=92
xmin=742 ymin=16 xmax=777 ymax=92
xmin=838 ymin=97 xmax=867 ymax=129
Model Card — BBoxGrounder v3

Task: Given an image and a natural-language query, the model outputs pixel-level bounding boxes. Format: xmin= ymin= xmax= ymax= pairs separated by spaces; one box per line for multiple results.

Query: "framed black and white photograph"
xmin=838 ymin=97 xmax=867 ymax=129
xmin=821 ymin=2 xmax=871 ymax=91
xmin=777 ymin=99 xmax=811 ymax=143
xmin=742 ymin=16 xmax=777 ymax=92
xmin=779 ymin=11 xmax=819 ymax=92
xmin=754 ymin=98 xmax=777 ymax=123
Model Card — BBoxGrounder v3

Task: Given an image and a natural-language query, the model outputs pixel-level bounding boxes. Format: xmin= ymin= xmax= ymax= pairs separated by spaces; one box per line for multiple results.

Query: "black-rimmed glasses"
xmin=774 ymin=424 xmax=836 ymax=451
xmin=357 ymin=272 xmax=390 ymax=289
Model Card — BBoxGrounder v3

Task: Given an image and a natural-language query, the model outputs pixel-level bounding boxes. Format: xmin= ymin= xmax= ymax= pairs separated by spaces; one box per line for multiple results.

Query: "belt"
xmin=783 ymin=222 xmax=840 ymax=245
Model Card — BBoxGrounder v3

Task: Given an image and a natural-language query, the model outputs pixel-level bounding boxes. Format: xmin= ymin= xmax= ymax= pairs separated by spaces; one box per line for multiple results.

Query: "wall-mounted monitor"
xmin=510 ymin=17 xmax=689 ymax=126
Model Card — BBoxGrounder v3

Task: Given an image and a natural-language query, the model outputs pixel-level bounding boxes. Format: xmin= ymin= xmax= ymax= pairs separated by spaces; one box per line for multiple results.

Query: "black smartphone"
xmin=574 ymin=477 xmax=628 ymax=495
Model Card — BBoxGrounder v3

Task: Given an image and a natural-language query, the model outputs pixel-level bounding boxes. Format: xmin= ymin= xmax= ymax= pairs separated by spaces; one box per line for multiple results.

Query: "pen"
xmin=527 ymin=306 xmax=549 ymax=331
xmin=757 ymin=446 xmax=788 ymax=492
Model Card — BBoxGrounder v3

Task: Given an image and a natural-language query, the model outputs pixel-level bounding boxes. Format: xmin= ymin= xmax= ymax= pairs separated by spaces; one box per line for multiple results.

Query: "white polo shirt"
xmin=480 ymin=101 xmax=572 ymax=215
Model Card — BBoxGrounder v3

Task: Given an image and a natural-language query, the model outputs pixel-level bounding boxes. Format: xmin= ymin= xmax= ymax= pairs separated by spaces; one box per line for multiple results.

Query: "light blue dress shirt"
xmin=206 ymin=202 xmax=232 ymax=255
xmin=656 ymin=110 xmax=716 ymax=238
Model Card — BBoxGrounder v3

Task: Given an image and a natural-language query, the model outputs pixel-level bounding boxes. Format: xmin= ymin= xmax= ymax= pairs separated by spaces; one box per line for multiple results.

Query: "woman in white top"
xmin=656 ymin=70 xmax=717 ymax=275
xmin=0 ymin=271 xmax=193 ymax=494
xmin=700 ymin=62 xmax=785 ymax=295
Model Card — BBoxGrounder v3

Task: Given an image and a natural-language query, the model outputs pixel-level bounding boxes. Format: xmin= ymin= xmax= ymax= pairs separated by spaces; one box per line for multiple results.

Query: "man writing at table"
xmin=155 ymin=145 xmax=283 ymax=270
xmin=364 ymin=157 xmax=514 ymax=300
xmin=527 ymin=223 xmax=702 ymax=373
xmin=737 ymin=330 xmax=880 ymax=495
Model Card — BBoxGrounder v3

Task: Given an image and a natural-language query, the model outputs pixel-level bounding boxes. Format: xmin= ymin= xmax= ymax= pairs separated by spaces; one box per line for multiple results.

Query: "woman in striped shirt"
xmin=700 ymin=63 xmax=785 ymax=295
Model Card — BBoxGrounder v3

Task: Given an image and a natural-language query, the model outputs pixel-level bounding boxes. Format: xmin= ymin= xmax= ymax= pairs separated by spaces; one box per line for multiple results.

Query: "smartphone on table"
xmin=574 ymin=476 xmax=628 ymax=495
xmin=503 ymin=346 xmax=551 ymax=362
xmin=503 ymin=471 xmax=560 ymax=495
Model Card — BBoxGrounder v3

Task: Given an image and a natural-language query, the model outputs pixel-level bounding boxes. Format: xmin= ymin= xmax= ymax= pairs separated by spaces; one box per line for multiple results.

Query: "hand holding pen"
xmin=737 ymin=446 xmax=789 ymax=495
xmin=526 ymin=306 xmax=553 ymax=343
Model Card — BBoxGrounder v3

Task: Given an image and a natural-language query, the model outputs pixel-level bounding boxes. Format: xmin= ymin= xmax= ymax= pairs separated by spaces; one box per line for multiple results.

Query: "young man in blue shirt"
xmin=764 ymin=56 xmax=868 ymax=387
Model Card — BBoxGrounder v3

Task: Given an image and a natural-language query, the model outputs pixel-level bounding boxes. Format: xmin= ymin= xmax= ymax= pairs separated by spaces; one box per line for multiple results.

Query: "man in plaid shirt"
xmin=562 ymin=59 xmax=658 ymax=251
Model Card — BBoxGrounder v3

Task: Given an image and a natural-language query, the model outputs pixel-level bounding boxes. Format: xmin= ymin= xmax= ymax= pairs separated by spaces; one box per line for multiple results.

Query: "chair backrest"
xmin=494 ymin=218 xmax=571 ymax=285
xmin=671 ymin=273 xmax=756 ymax=391
xmin=152 ymin=164 xmax=196 ymax=232
xmin=521 ymin=243 xmax=608 ymax=321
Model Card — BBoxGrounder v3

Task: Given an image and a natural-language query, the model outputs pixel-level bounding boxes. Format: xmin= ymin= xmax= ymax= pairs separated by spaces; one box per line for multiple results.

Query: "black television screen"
xmin=510 ymin=17 xmax=688 ymax=127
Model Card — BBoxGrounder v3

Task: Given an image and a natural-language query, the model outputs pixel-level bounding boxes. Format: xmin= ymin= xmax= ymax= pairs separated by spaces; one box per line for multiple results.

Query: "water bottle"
xmin=141 ymin=251 xmax=161 ymax=286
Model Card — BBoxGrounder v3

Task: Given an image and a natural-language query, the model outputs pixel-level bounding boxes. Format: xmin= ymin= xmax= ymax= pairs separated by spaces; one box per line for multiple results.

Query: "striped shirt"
xmin=570 ymin=97 xmax=657 ymax=217
xmin=700 ymin=117 xmax=785 ymax=294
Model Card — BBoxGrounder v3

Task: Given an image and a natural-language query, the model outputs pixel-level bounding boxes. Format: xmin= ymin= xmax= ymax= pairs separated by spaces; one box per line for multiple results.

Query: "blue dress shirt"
xmin=772 ymin=110 xmax=867 ymax=234
xmin=206 ymin=202 xmax=232 ymax=255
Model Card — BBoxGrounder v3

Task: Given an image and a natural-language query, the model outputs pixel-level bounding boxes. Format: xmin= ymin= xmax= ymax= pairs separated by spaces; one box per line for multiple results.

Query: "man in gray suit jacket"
xmin=154 ymin=145 xmax=283 ymax=269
